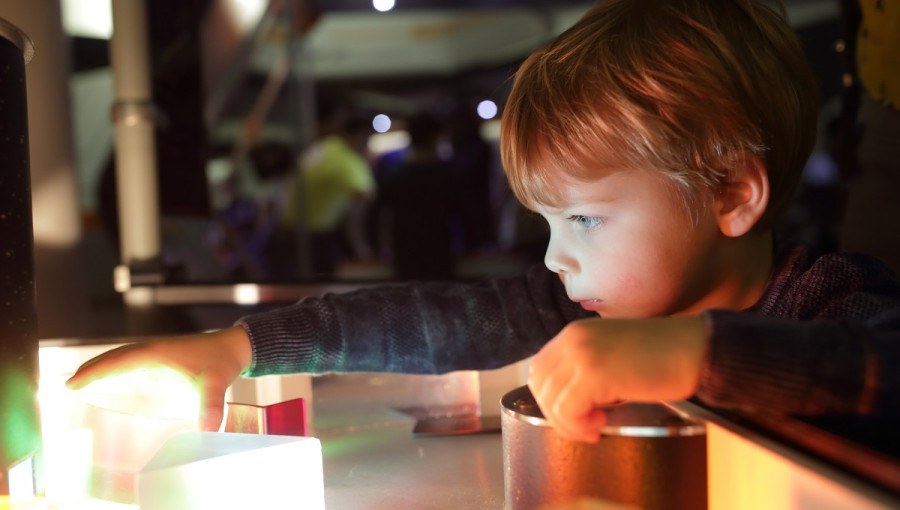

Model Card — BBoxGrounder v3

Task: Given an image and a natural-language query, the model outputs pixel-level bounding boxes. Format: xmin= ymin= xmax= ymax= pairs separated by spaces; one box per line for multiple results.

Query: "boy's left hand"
xmin=528 ymin=316 xmax=708 ymax=443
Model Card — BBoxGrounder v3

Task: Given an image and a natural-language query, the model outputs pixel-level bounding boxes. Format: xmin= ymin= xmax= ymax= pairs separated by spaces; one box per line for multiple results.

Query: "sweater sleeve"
xmin=697 ymin=250 xmax=900 ymax=416
xmin=237 ymin=264 xmax=592 ymax=377
xmin=698 ymin=310 xmax=900 ymax=415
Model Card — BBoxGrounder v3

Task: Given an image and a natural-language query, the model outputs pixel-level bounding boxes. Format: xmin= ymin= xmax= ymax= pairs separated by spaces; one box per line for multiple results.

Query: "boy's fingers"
xmin=200 ymin=403 xmax=225 ymax=432
xmin=65 ymin=346 xmax=144 ymax=389
xmin=530 ymin=370 xmax=592 ymax=442
xmin=575 ymin=407 xmax=607 ymax=442
xmin=551 ymin=381 xmax=604 ymax=443
xmin=527 ymin=363 xmax=566 ymax=415
xmin=198 ymin=379 xmax=230 ymax=432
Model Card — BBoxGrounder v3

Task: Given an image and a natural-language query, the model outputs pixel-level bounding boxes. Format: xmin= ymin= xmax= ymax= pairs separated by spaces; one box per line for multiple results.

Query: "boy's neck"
xmin=677 ymin=230 xmax=774 ymax=316
xmin=719 ymin=229 xmax=774 ymax=311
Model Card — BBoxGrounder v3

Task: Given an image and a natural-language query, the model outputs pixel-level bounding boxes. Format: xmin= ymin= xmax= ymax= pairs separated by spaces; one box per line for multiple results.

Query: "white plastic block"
xmin=136 ymin=431 xmax=324 ymax=510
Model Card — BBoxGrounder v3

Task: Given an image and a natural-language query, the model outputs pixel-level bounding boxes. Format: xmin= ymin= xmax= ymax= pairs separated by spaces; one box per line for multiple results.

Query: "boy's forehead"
xmin=545 ymin=168 xmax=636 ymax=205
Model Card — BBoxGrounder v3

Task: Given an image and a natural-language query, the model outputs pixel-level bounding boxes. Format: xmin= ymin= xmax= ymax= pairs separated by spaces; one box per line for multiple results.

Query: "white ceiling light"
xmin=477 ymin=100 xmax=498 ymax=120
xmin=61 ymin=0 xmax=113 ymax=39
xmin=372 ymin=114 xmax=392 ymax=133
xmin=373 ymin=0 xmax=396 ymax=13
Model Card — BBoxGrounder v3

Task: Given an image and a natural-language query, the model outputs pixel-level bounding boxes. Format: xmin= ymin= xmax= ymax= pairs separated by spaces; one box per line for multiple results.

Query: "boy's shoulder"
xmin=757 ymin=244 xmax=900 ymax=320
xmin=791 ymin=246 xmax=899 ymax=288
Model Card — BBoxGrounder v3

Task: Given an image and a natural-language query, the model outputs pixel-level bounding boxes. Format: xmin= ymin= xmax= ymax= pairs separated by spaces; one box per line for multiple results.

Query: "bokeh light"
xmin=373 ymin=0 xmax=395 ymax=12
xmin=372 ymin=114 xmax=392 ymax=133
xmin=477 ymin=100 xmax=498 ymax=120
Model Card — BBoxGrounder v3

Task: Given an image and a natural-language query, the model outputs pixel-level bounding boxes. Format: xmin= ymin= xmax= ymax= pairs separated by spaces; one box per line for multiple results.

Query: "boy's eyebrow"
xmin=563 ymin=186 xmax=625 ymax=207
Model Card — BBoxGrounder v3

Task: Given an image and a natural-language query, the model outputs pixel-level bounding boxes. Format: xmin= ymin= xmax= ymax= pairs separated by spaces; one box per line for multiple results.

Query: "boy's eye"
xmin=568 ymin=215 xmax=604 ymax=230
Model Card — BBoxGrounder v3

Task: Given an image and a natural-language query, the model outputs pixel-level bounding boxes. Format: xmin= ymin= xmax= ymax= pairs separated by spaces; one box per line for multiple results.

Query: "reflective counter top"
xmin=318 ymin=412 xmax=504 ymax=509
xmin=35 ymin=342 xmax=900 ymax=510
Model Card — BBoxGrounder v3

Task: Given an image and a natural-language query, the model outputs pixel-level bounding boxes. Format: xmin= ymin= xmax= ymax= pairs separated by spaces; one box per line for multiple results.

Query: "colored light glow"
xmin=0 ymin=367 xmax=42 ymax=490
xmin=707 ymin=422 xmax=890 ymax=510
xmin=37 ymin=344 xmax=146 ymax=507
xmin=1 ymin=372 xmax=40 ymax=447
xmin=320 ymin=432 xmax=387 ymax=459
xmin=476 ymin=100 xmax=498 ymax=120
xmin=372 ymin=114 xmax=392 ymax=133
xmin=76 ymin=367 xmax=199 ymax=421
xmin=373 ymin=0 xmax=395 ymax=12
xmin=72 ymin=367 xmax=201 ymax=503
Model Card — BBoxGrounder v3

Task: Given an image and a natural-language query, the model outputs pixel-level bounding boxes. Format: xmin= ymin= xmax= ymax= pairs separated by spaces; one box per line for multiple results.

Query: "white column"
xmin=109 ymin=0 xmax=161 ymax=306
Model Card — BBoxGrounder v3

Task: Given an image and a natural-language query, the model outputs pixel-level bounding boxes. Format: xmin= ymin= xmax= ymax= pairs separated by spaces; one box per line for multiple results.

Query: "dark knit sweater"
xmin=238 ymin=245 xmax=900 ymax=416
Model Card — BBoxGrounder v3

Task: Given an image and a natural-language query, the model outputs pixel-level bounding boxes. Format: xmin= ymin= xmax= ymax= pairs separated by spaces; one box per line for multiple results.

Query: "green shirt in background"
xmin=283 ymin=135 xmax=375 ymax=232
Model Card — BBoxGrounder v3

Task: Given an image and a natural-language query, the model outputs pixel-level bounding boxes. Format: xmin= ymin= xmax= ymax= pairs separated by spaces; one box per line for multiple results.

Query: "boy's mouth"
xmin=575 ymin=299 xmax=604 ymax=311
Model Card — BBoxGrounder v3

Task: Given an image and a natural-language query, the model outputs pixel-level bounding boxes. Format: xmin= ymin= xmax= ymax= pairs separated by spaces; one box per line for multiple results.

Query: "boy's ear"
xmin=715 ymin=158 xmax=769 ymax=238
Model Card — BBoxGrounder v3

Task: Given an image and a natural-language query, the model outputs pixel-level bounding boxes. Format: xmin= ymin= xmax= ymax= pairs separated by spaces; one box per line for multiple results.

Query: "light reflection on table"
xmin=37 ymin=345 xmax=506 ymax=509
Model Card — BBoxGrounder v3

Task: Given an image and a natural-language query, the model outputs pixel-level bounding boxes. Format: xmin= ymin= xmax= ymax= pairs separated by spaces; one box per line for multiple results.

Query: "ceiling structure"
xmin=64 ymin=0 xmax=843 ymax=213
xmin=201 ymin=1 xmax=598 ymax=148
xmin=244 ymin=0 xmax=839 ymax=80
xmin=209 ymin=0 xmax=840 ymax=128
xmin=259 ymin=6 xmax=589 ymax=80
xmin=67 ymin=0 xmax=841 ymax=115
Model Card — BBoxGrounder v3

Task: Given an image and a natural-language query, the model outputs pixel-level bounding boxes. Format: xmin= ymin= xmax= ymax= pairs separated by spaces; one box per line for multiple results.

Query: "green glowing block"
xmin=136 ymin=431 xmax=324 ymax=510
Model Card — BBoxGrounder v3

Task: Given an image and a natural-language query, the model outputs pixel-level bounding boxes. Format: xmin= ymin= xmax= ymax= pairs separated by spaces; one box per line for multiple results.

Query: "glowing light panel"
xmin=76 ymin=367 xmax=199 ymax=421
xmin=233 ymin=284 xmax=261 ymax=305
xmin=137 ymin=432 xmax=324 ymax=510
xmin=8 ymin=455 xmax=35 ymax=502
xmin=62 ymin=0 xmax=113 ymax=39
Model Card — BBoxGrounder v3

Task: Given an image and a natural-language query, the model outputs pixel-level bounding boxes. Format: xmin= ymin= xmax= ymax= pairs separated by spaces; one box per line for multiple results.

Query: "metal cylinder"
xmin=501 ymin=385 xmax=707 ymax=510
xmin=0 ymin=17 xmax=40 ymax=501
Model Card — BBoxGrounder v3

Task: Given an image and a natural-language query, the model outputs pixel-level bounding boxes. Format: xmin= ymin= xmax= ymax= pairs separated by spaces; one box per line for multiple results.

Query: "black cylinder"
xmin=0 ymin=18 xmax=40 ymax=500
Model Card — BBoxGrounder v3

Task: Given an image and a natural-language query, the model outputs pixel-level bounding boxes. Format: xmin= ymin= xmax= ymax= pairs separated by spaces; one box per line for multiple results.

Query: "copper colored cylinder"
xmin=501 ymin=385 xmax=707 ymax=510
xmin=0 ymin=17 xmax=40 ymax=500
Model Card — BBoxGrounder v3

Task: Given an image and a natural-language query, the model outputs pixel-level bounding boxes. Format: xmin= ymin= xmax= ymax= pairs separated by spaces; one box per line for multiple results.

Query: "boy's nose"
xmin=544 ymin=235 xmax=577 ymax=274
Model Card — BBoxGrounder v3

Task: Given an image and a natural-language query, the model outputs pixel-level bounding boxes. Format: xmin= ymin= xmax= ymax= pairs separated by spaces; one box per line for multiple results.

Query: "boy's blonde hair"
xmin=501 ymin=0 xmax=818 ymax=228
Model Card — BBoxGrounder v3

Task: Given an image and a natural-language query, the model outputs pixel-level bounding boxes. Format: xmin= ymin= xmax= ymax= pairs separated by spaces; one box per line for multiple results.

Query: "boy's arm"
xmin=698 ymin=309 xmax=900 ymax=416
xmin=239 ymin=263 xmax=593 ymax=376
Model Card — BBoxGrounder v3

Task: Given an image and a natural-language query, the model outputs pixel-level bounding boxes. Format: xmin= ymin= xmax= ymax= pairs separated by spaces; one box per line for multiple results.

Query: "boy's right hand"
xmin=65 ymin=325 xmax=253 ymax=431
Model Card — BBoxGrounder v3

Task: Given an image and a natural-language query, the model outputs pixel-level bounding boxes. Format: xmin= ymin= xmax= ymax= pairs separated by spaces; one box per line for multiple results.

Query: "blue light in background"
xmin=477 ymin=100 xmax=498 ymax=120
xmin=372 ymin=114 xmax=392 ymax=133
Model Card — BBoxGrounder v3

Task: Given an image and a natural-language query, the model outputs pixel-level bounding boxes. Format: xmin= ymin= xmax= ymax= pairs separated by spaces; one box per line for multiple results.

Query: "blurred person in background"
xmin=448 ymin=105 xmax=497 ymax=254
xmin=380 ymin=112 xmax=458 ymax=280
xmin=279 ymin=101 xmax=376 ymax=278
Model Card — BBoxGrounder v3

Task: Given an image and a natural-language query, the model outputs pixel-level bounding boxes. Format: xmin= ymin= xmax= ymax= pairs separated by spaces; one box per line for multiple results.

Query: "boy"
xmin=68 ymin=0 xmax=900 ymax=443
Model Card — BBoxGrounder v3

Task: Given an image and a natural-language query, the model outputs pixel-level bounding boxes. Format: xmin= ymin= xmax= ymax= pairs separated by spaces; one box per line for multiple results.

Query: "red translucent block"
xmin=223 ymin=398 xmax=307 ymax=436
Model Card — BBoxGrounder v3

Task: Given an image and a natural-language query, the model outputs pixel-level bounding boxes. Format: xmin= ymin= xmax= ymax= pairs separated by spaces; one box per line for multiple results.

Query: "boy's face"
xmin=537 ymin=169 xmax=729 ymax=318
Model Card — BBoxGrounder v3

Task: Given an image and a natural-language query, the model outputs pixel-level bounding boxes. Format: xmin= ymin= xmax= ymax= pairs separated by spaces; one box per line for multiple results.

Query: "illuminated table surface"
xmin=317 ymin=413 xmax=504 ymax=509
xmin=39 ymin=343 xmax=900 ymax=510
xmin=311 ymin=373 xmax=505 ymax=510
xmin=39 ymin=343 xmax=506 ymax=510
